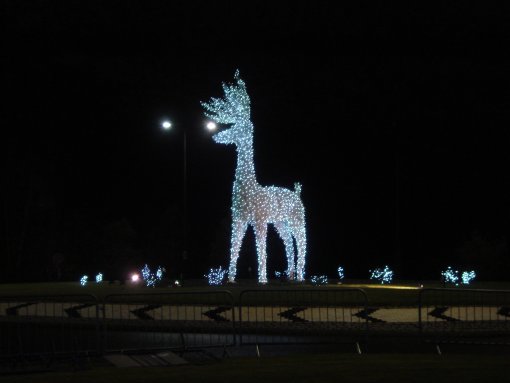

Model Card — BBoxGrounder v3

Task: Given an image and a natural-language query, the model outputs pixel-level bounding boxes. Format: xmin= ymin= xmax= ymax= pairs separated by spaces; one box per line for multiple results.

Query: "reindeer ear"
xmin=234 ymin=69 xmax=240 ymax=80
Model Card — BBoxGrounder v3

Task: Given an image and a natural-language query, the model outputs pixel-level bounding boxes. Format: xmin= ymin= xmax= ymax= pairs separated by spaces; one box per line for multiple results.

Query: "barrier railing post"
xmin=418 ymin=288 xmax=424 ymax=341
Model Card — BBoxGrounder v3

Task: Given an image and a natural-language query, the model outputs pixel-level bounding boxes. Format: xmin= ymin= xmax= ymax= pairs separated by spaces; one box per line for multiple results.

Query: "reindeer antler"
xmin=201 ymin=70 xmax=251 ymax=124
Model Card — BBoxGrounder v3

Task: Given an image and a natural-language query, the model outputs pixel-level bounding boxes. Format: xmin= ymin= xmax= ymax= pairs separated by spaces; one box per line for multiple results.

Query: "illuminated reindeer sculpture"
xmin=202 ymin=71 xmax=307 ymax=283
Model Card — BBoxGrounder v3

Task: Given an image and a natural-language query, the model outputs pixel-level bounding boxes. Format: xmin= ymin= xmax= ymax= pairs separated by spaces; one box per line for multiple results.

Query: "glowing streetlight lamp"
xmin=162 ymin=121 xmax=172 ymax=130
xmin=206 ymin=121 xmax=217 ymax=131
xmin=131 ymin=273 xmax=140 ymax=283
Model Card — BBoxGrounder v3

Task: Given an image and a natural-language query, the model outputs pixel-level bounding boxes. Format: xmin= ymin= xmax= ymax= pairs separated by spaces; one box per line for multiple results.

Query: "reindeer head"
xmin=201 ymin=70 xmax=253 ymax=147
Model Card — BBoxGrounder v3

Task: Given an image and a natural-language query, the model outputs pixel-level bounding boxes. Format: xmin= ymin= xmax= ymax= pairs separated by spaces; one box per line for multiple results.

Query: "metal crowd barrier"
xmin=0 ymin=294 xmax=100 ymax=365
xmin=238 ymin=288 xmax=369 ymax=345
xmin=418 ymin=288 xmax=510 ymax=345
xmin=4 ymin=287 xmax=510 ymax=364
xmin=102 ymin=291 xmax=235 ymax=353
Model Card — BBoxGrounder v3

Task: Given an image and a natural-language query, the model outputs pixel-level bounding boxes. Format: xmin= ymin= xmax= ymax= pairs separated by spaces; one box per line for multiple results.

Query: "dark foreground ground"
xmin=2 ymin=342 xmax=510 ymax=383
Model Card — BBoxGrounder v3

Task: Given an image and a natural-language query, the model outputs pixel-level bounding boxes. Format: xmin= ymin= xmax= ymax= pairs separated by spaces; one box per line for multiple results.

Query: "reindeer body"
xmin=202 ymin=71 xmax=307 ymax=283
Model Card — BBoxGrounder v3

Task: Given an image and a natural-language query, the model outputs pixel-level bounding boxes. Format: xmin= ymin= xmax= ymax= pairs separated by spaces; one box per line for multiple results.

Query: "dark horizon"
xmin=2 ymin=3 xmax=510 ymax=283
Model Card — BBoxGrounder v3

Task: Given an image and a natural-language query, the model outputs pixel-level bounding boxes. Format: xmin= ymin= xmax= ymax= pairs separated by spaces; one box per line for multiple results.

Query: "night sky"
xmin=2 ymin=2 xmax=510 ymax=282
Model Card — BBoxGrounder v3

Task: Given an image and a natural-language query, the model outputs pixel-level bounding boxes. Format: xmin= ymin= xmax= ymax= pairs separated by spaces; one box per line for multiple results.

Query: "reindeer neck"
xmin=234 ymin=141 xmax=257 ymax=187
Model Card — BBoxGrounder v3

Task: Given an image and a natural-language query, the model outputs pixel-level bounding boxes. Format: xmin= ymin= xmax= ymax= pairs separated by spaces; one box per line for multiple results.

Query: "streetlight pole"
xmin=162 ymin=120 xmax=187 ymax=277
xmin=182 ymin=128 xmax=187 ymax=267
xmin=162 ymin=119 xmax=217 ymax=280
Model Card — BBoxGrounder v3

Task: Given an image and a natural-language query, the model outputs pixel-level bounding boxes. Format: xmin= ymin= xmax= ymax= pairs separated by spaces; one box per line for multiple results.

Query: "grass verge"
xmin=1 ymin=352 xmax=509 ymax=383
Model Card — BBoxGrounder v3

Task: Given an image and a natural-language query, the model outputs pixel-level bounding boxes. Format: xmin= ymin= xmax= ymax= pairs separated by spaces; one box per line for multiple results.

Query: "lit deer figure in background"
xmin=202 ymin=70 xmax=307 ymax=283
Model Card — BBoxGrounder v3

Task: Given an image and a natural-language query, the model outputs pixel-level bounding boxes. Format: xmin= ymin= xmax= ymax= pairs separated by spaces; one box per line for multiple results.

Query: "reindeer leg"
xmin=228 ymin=220 xmax=247 ymax=283
xmin=254 ymin=223 xmax=268 ymax=284
xmin=293 ymin=225 xmax=307 ymax=282
xmin=274 ymin=222 xmax=295 ymax=280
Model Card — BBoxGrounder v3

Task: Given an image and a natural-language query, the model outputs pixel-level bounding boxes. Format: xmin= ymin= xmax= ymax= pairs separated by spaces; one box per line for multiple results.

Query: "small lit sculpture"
xmin=461 ymin=270 xmax=476 ymax=285
xmin=337 ymin=266 xmax=345 ymax=283
xmin=205 ymin=266 xmax=227 ymax=285
xmin=370 ymin=265 xmax=393 ymax=284
xmin=310 ymin=275 xmax=328 ymax=285
xmin=441 ymin=266 xmax=459 ymax=286
xmin=202 ymin=70 xmax=307 ymax=283
xmin=140 ymin=264 xmax=165 ymax=287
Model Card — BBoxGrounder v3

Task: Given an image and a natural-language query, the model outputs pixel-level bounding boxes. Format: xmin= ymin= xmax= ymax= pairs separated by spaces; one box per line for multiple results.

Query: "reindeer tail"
xmin=294 ymin=182 xmax=302 ymax=196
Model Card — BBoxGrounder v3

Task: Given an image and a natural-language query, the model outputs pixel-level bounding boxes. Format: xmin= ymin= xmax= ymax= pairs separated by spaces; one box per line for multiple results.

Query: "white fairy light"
xmin=441 ymin=266 xmax=459 ymax=286
xmin=140 ymin=264 xmax=165 ymax=287
xmin=202 ymin=70 xmax=307 ymax=284
xmin=310 ymin=275 xmax=328 ymax=285
xmin=370 ymin=266 xmax=393 ymax=284
xmin=461 ymin=270 xmax=476 ymax=285
xmin=337 ymin=266 xmax=345 ymax=281
xmin=141 ymin=264 xmax=150 ymax=281
xmin=462 ymin=270 xmax=476 ymax=284
xmin=95 ymin=273 xmax=103 ymax=283
xmin=156 ymin=266 xmax=165 ymax=280
xmin=80 ymin=275 xmax=88 ymax=286
xmin=205 ymin=266 xmax=227 ymax=285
